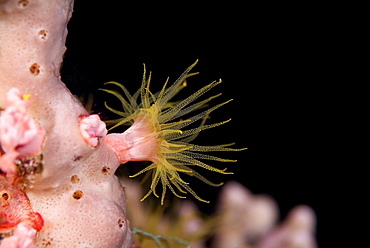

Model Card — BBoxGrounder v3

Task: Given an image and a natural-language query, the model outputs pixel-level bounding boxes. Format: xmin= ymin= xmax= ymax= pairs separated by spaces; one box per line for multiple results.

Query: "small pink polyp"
xmin=0 ymin=88 xmax=45 ymax=173
xmin=0 ymin=223 xmax=37 ymax=248
xmin=78 ymin=114 xmax=108 ymax=147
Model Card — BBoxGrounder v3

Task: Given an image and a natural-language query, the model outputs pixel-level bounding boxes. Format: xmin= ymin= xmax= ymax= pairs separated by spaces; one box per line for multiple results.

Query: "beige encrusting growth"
xmin=0 ymin=0 xmax=131 ymax=247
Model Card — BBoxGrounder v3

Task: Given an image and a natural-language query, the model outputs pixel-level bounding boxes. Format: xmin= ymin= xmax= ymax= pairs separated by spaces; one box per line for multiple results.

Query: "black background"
xmin=61 ymin=2 xmax=336 ymax=247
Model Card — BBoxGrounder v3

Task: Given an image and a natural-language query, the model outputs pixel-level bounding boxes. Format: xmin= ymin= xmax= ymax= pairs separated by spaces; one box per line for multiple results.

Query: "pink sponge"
xmin=0 ymin=0 xmax=131 ymax=247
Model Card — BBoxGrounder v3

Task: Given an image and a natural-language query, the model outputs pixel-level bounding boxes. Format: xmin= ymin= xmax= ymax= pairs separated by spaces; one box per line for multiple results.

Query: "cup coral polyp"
xmin=101 ymin=60 xmax=246 ymax=205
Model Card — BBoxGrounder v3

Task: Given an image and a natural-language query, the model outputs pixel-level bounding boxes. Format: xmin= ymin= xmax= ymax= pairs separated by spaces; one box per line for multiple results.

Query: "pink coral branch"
xmin=255 ymin=205 xmax=317 ymax=248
